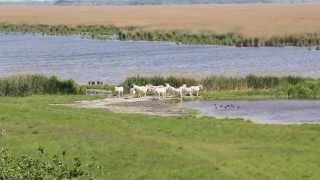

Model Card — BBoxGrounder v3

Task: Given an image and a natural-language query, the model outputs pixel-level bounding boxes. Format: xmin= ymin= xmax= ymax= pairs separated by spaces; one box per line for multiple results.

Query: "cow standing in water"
xmin=115 ymin=86 xmax=124 ymax=97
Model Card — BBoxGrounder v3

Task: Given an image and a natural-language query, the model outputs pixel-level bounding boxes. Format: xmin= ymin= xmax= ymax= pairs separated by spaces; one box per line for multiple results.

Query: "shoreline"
xmin=1 ymin=22 xmax=320 ymax=47
xmin=54 ymin=95 xmax=320 ymax=125
xmin=2 ymin=74 xmax=320 ymax=100
xmin=1 ymin=4 xmax=320 ymax=36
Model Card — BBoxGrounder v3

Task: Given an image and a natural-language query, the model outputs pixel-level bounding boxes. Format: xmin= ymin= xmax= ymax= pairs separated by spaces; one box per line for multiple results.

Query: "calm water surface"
xmin=183 ymin=100 xmax=320 ymax=124
xmin=1 ymin=33 xmax=320 ymax=83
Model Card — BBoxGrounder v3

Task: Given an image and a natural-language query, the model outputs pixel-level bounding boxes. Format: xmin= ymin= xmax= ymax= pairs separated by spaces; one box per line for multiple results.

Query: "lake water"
xmin=183 ymin=100 xmax=320 ymax=124
xmin=1 ymin=33 xmax=320 ymax=84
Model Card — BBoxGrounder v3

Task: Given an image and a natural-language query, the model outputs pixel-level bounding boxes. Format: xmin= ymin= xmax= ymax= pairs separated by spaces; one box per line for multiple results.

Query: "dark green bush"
xmin=288 ymin=84 xmax=313 ymax=99
xmin=0 ymin=74 xmax=79 ymax=96
xmin=287 ymin=81 xmax=320 ymax=99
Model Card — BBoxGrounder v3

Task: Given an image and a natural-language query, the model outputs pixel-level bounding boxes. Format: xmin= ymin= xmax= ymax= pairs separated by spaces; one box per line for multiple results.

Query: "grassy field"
xmin=201 ymin=89 xmax=287 ymax=100
xmin=1 ymin=95 xmax=320 ymax=179
xmin=1 ymin=4 xmax=320 ymax=37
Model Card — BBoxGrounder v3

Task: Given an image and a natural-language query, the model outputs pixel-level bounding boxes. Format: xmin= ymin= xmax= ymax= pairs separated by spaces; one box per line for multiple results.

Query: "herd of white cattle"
xmin=114 ymin=83 xmax=203 ymax=98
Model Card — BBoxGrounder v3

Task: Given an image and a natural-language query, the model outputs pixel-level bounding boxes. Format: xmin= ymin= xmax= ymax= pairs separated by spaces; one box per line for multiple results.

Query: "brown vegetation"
xmin=1 ymin=4 xmax=320 ymax=37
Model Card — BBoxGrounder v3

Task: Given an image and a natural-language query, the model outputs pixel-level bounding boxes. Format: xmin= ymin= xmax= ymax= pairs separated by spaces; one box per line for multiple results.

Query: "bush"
xmin=288 ymin=84 xmax=313 ymax=99
xmin=0 ymin=74 xmax=79 ymax=96
xmin=0 ymin=147 xmax=100 ymax=179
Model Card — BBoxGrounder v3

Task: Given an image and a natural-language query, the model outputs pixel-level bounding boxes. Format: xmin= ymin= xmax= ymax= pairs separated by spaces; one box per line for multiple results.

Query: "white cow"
xmin=155 ymin=86 xmax=167 ymax=99
xmin=146 ymin=84 xmax=164 ymax=94
xmin=181 ymin=84 xmax=193 ymax=97
xmin=165 ymin=83 xmax=183 ymax=97
xmin=114 ymin=86 xmax=124 ymax=97
xmin=130 ymin=88 xmax=136 ymax=96
xmin=190 ymin=85 xmax=203 ymax=96
xmin=146 ymin=84 xmax=167 ymax=99
xmin=132 ymin=84 xmax=148 ymax=97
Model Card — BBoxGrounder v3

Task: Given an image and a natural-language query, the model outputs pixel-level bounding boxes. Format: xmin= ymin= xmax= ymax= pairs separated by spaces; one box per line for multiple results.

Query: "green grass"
xmin=1 ymin=95 xmax=320 ymax=179
xmin=201 ymin=89 xmax=287 ymax=100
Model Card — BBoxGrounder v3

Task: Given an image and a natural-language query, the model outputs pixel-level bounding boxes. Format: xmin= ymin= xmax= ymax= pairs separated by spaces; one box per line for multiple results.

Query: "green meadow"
xmin=1 ymin=95 xmax=320 ymax=179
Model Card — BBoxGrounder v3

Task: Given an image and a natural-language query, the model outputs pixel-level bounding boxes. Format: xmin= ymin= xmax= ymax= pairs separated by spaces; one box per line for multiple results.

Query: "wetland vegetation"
xmin=1 ymin=4 xmax=320 ymax=179
xmin=0 ymin=74 xmax=79 ymax=96
xmin=1 ymin=74 xmax=320 ymax=99
xmin=1 ymin=23 xmax=320 ymax=47
xmin=123 ymin=75 xmax=320 ymax=99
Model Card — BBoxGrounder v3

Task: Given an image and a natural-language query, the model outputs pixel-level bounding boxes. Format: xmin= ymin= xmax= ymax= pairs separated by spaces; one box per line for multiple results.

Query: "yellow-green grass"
xmin=1 ymin=95 xmax=320 ymax=179
xmin=201 ymin=89 xmax=287 ymax=100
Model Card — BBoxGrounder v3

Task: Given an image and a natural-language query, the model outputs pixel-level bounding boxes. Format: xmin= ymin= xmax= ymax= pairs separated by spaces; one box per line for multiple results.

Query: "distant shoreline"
xmin=1 ymin=4 xmax=320 ymax=37
xmin=1 ymin=1 xmax=320 ymax=6
xmin=1 ymin=23 xmax=320 ymax=47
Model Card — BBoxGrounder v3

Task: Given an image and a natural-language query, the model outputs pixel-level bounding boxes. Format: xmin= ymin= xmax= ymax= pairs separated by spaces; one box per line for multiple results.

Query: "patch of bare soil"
xmin=61 ymin=96 xmax=192 ymax=116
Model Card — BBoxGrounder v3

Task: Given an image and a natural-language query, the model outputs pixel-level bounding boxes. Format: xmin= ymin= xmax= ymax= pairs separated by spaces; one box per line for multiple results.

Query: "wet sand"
xmin=61 ymin=96 xmax=191 ymax=116
xmin=55 ymin=97 xmax=320 ymax=124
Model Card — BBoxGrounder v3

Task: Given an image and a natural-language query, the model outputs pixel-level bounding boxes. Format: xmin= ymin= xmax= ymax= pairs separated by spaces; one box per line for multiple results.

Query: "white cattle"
xmin=146 ymin=84 xmax=167 ymax=98
xmin=146 ymin=84 xmax=164 ymax=94
xmin=132 ymin=84 xmax=148 ymax=97
xmin=130 ymin=88 xmax=136 ymax=96
xmin=155 ymin=86 xmax=167 ymax=99
xmin=114 ymin=86 xmax=124 ymax=97
xmin=165 ymin=83 xmax=183 ymax=97
xmin=190 ymin=85 xmax=203 ymax=96
xmin=181 ymin=84 xmax=193 ymax=97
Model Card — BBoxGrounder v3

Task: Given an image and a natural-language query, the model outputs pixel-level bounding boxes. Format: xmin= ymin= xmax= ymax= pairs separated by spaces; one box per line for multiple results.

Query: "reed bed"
xmin=1 ymin=74 xmax=319 ymax=99
xmin=119 ymin=30 xmax=320 ymax=47
xmin=123 ymin=75 xmax=320 ymax=99
xmin=0 ymin=23 xmax=119 ymax=39
xmin=1 ymin=23 xmax=320 ymax=47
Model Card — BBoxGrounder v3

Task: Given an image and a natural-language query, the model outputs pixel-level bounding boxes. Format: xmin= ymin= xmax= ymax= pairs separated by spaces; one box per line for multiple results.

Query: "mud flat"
xmin=61 ymin=98 xmax=320 ymax=124
xmin=62 ymin=96 xmax=192 ymax=116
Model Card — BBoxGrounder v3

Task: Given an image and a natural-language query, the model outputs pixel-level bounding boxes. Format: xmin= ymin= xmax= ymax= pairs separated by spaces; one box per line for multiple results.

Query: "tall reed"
xmin=123 ymin=75 xmax=320 ymax=99
xmin=2 ymin=23 xmax=320 ymax=47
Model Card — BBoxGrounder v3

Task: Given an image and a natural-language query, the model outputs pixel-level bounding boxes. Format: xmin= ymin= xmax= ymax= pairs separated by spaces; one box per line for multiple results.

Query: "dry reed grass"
xmin=1 ymin=4 xmax=320 ymax=37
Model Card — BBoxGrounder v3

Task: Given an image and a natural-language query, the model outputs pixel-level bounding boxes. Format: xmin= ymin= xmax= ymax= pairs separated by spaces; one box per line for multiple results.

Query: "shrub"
xmin=288 ymin=83 xmax=313 ymax=99
xmin=0 ymin=74 xmax=79 ymax=96
xmin=0 ymin=147 xmax=100 ymax=179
